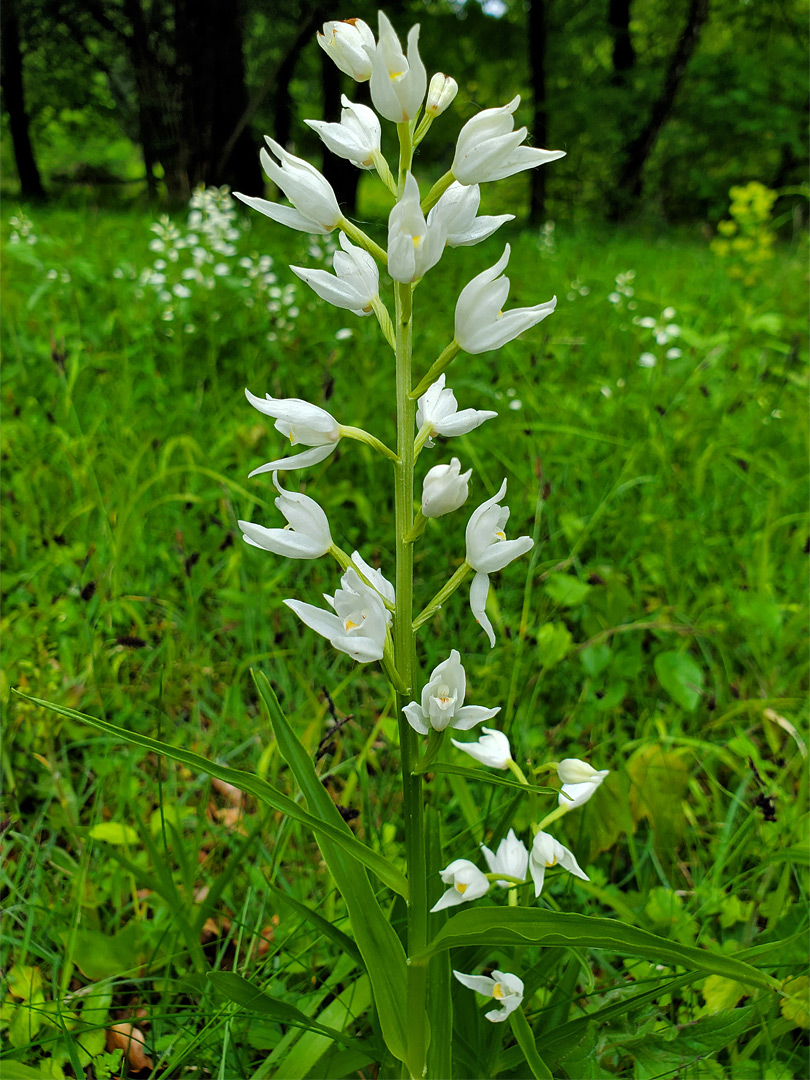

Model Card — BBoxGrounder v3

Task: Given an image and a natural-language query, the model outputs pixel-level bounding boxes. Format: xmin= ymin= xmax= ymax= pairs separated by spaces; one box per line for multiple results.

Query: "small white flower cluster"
xmin=8 ymin=212 xmax=38 ymax=245
xmin=537 ymin=219 xmax=556 ymax=256
xmin=566 ymin=276 xmax=591 ymax=302
xmin=607 ymin=269 xmax=637 ymax=310
xmin=633 ymin=306 xmax=683 ymax=367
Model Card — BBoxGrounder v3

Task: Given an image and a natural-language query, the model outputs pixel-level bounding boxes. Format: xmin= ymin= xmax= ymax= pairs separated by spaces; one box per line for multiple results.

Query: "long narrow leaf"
xmin=14 ymin=689 xmax=408 ymax=898
xmin=414 ymin=908 xmax=777 ymax=991
xmin=426 ymin=762 xmax=556 ymax=794
xmin=263 ymin=879 xmax=362 ymax=967
xmin=253 ymin=671 xmax=411 ymax=1070
xmin=509 ymin=1009 xmax=553 ymax=1079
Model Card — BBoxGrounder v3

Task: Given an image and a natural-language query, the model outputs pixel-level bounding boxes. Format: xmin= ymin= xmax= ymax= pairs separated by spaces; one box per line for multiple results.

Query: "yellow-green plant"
xmin=711 ymin=181 xmax=778 ymax=286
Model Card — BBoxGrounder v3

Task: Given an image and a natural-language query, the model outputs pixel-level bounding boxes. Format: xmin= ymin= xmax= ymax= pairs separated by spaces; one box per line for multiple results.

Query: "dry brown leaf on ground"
xmin=107 ymin=1022 xmax=153 ymax=1071
xmin=211 ymin=777 xmax=244 ymax=806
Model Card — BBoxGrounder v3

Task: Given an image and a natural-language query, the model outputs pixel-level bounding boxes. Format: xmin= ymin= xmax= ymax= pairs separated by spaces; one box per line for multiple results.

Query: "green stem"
xmin=412 ymin=561 xmax=472 ymax=631
xmin=412 ymin=728 xmax=445 ymax=774
xmin=372 ymin=150 xmax=398 ymax=196
xmin=403 ymin=510 xmax=427 ymax=544
xmin=339 ymin=425 xmax=399 ymax=462
xmin=506 ymin=759 xmax=531 ymax=786
xmin=371 ymin=296 xmax=396 ymax=351
xmin=534 ymin=803 xmax=568 ymax=835
xmin=338 ymin=216 xmax=388 ymax=264
xmin=410 ymin=340 xmax=461 ymax=400
xmin=420 ymin=169 xmax=455 ymax=214
xmin=393 ymin=167 xmax=428 ymax=1071
xmin=413 ymin=421 xmax=434 ymax=460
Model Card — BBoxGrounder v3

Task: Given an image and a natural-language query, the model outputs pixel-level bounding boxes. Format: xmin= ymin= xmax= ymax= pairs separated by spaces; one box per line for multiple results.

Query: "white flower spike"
xmin=452 ymin=727 xmax=512 ymax=770
xmin=284 ymin=568 xmax=388 ymax=663
xmin=427 ymin=182 xmax=514 ymax=248
xmin=317 ymin=19 xmax=375 ymax=81
xmin=453 ymin=969 xmax=524 ymax=1023
xmin=388 ymin=172 xmax=446 ymax=283
xmin=421 ymin=458 xmax=471 ymax=518
xmin=402 ymin=649 xmax=499 ymax=735
xmin=452 ymin=95 xmax=565 ymax=185
xmin=431 ymin=859 xmax=490 ymax=912
xmin=481 ymin=828 xmax=529 ymax=886
xmin=558 ymin=758 xmax=610 ymax=809
xmin=238 ymin=475 xmax=331 ymax=560
xmin=426 ymin=73 xmax=458 ymax=117
xmin=291 ymin=233 xmax=379 ymax=316
xmin=529 ymin=831 xmax=589 ymax=897
xmin=367 ymin=11 xmax=427 ymax=124
xmin=416 ymin=374 xmax=497 ymax=447
xmin=305 ymin=96 xmax=381 ymax=171
xmin=465 ymin=480 xmax=534 ymax=647
xmin=234 ymin=139 xmax=341 ymax=235
xmin=245 ymin=389 xmax=341 ymax=474
xmin=455 ymin=244 xmax=557 ymax=355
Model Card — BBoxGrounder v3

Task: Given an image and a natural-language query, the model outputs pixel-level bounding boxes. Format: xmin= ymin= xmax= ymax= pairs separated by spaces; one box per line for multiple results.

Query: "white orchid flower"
xmin=350 ymin=550 xmax=395 ymax=609
xmin=305 ymin=96 xmax=381 ymax=171
xmin=234 ymin=139 xmax=341 ymax=235
xmin=402 ymin=649 xmax=499 ymax=735
xmin=426 ymin=73 xmax=458 ymax=117
xmin=465 ymin=480 xmax=534 ymax=647
xmin=453 ymin=969 xmax=524 ymax=1023
xmin=455 ymin=244 xmax=557 ymax=355
xmin=481 ymin=828 xmax=529 ymax=886
xmin=291 ymin=233 xmax=379 ymax=316
xmin=316 ymin=18 xmax=375 ymax=81
xmin=388 ymin=172 xmax=446 ymax=284
xmin=367 ymin=11 xmax=427 ymax=124
xmin=245 ymin=389 xmax=342 ymax=474
xmin=427 ymin=182 xmax=514 ymax=248
xmin=416 ymin=375 xmax=497 ymax=447
xmin=238 ymin=475 xmax=331 ymax=560
xmin=421 ymin=458 xmax=471 ymax=518
xmin=528 ymin=831 xmax=589 ymax=897
xmin=431 ymin=858 xmax=490 ymax=912
xmin=452 ymin=95 xmax=565 ymax=185
xmin=452 ymin=727 xmax=512 ymax=771
xmin=284 ymin=568 xmax=388 ymax=663
xmin=558 ymin=758 xmax=610 ymax=809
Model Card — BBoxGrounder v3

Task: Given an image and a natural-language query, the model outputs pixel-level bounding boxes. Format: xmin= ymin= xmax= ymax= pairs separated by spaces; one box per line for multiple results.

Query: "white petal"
xmin=248 ymin=443 xmax=336 ymax=477
xmin=469 ymin=571 xmax=495 ymax=648
xmin=452 ymin=971 xmax=497 ymax=996
xmin=233 ymin=193 xmax=330 ymax=235
xmin=403 ymin=702 xmax=429 ymax=735
xmin=238 ymin=521 xmax=327 ymax=560
xmin=452 ymin=705 xmax=501 ymax=731
xmin=430 ymin=887 xmax=468 ymax=912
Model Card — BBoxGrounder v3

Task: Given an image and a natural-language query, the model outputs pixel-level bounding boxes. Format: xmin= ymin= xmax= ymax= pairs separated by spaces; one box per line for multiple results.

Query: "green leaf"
xmin=252 ymin=671 xmax=411 ymax=1071
xmin=424 ymin=762 xmax=555 ymax=795
xmin=654 ymin=650 xmax=704 ymax=712
xmin=414 ymin=909 xmax=777 ymax=991
xmin=208 ymin=971 xmax=378 ymax=1054
xmin=536 ymin=622 xmax=574 ymax=668
xmin=508 ymin=1008 xmax=552 ymax=1079
xmin=545 ymin=573 xmax=592 ymax=608
xmin=88 ymin=822 xmax=139 ymax=845
xmin=61 ymin=924 xmax=142 ymax=981
xmin=13 ymin=689 xmax=407 ymax=898
xmin=263 ymin=879 xmax=362 ymax=967
xmin=580 ymin=642 xmax=612 ymax=677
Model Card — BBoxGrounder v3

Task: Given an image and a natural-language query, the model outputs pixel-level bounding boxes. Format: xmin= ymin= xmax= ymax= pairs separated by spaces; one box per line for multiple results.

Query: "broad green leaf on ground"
xmin=13 ymin=689 xmax=407 ymax=898
xmin=654 ymin=650 xmax=704 ymax=711
xmin=414 ymin=909 xmax=777 ymax=990
xmin=544 ymin=573 xmax=592 ymax=608
xmin=253 ymin=671 xmax=410 ymax=1071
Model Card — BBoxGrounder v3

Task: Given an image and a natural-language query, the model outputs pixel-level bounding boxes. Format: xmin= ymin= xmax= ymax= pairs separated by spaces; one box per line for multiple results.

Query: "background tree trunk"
xmin=527 ymin=0 xmax=548 ymax=224
xmin=1 ymin=1 xmax=46 ymax=198
xmin=608 ymin=0 xmax=635 ymax=84
xmin=612 ymin=0 xmax=710 ymax=217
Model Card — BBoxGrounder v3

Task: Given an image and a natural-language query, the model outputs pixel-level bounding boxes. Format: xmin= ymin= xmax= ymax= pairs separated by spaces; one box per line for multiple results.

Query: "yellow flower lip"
xmin=492 ymin=982 xmax=504 ymax=1000
xmin=456 ymin=881 xmax=468 ymax=894
xmin=344 ymin=618 xmax=360 ymax=631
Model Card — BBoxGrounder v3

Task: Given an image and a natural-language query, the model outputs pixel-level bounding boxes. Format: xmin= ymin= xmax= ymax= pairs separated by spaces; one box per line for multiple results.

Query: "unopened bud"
xmin=317 ymin=19 xmax=375 ymax=82
xmin=557 ymin=758 xmax=607 ymax=785
xmin=421 ymin=457 xmax=471 ymax=518
xmin=426 ymin=73 xmax=458 ymax=117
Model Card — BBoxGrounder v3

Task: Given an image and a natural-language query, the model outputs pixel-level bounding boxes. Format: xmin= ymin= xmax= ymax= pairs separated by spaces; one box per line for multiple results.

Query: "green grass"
xmin=2 ymin=199 xmax=808 ymax=1078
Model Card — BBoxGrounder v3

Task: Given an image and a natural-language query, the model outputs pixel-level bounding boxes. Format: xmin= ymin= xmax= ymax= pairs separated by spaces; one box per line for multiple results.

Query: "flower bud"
xmin=421 ymin=457 xmax=471 ymax=518
xmin=426 ymin=73 xmax=458 ymax=116
xmin=557 ymin=758 xmax=608 ymax=785
xmin=452 ymin=727 xmax=512 ymax=770
xmin=317 ymin=19 xmax=375 ymax=81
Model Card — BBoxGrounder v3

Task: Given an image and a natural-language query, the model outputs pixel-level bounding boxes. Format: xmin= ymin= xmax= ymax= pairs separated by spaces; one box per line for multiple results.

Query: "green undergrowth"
xmin=2 ymin=202 xmax=808 ymax=1078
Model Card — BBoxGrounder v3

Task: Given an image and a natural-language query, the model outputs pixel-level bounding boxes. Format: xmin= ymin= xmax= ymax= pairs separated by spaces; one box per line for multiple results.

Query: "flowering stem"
xmin=420 ymin=169 xmax=455 ymax=214
xmin=410 ymin=340 xmax=461 ymax=399
xmin=393 ymin=158 xmax=428 ymax=1072
xmin=534 ymin=804 xmax=569 ymax=835
xmin=339 ymin=425 xmax=399 ymax=463
xmin=412 ymin=728 xmax=445 ymax=774
xmin=412 ymin=561 xmax=472 ymax=631
xmin=506 ymin=759 xmax=531 ymax=786
xmin=338 ymin=216 xmax=388 ymax=264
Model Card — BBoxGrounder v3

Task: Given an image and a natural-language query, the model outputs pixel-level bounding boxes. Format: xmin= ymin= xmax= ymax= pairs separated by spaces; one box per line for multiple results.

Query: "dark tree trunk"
xmin=608 ymin=0 xmax=635 ymax=84
xmin=612 ymin=0 xmax=710 ymax=217
xmin=0 ymin=1 xmax=46 ymax=198
xmin=320 ymin=51 xmax=359 ymax=215
xmin=272 ymin=5 xmax=328 ymax=151
xmin=527 ymin=0 xmax=548 ymax=225
xmin=174 ymin=0 xmax=261 ymax=193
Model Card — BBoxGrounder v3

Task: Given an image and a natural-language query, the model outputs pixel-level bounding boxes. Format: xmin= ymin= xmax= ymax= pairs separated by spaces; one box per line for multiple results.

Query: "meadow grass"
xmin=1 ymin=200 xmax=808 ymax=1078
